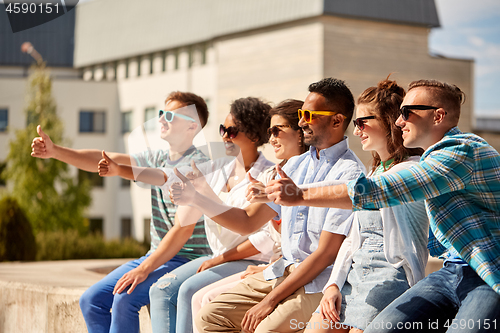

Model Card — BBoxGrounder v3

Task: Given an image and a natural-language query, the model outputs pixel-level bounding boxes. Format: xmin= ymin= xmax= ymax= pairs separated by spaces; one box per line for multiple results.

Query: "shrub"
xmin=0 ymin=196 xmax=37 ymax=261
xmin=36 ymin=230 xmax=148 ymax=261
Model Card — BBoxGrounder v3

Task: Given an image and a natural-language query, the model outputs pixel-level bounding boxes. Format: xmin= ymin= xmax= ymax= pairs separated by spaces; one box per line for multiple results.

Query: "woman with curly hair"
xmin=304 ymin=78 xmax=429 ymax=333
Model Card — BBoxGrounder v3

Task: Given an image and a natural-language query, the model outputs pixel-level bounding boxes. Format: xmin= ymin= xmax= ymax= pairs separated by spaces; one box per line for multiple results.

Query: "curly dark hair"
xmin=308 ymin=78 xmax=355 ymax=130
xmin=230 ymin=97 xmax=272 ymax=147
xmin=269 ymin=99 xmax=308 ymax=153
xmin=358 ymin=77 xmax=424 ymax=172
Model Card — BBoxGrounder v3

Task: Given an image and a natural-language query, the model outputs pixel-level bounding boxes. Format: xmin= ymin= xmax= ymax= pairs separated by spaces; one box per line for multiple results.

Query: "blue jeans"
xmin=79 ymin=254 xmax=189 ymax=333
xmin=149 ymin=256 xmax=265 ymax=333
xmin=364 ymin=262 xmax=500 ymax=333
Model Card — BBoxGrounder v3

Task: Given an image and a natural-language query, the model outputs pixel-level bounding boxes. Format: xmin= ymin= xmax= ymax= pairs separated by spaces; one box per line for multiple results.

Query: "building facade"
xmin=1 ymin=0 xmax=474 ymax=241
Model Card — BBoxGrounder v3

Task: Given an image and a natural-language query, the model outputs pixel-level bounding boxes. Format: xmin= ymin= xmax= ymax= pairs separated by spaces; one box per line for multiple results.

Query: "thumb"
xmin=102 ymin=150 xmax=111 ymax=162
xmin=247 ymin=172 xmax=258 ymax=183
xmin=173 ymin=167 xmax=190 ymax=183
xmin=37 ymin=125 xmax=48 ymax=140
xmin=190 ymin=159 xmax=201 ymax=173
xmin=276 ymin=164 xmax=287 ymax=179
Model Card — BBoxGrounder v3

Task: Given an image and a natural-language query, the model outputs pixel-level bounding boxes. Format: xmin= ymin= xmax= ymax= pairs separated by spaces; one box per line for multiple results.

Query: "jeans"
xmin=149 ymin=256 xmax=265 ymax=333
xmin=364 ymin=262 xmax=500 ymax=333
xmin=79 ymin=254 xmax=189 ymax=333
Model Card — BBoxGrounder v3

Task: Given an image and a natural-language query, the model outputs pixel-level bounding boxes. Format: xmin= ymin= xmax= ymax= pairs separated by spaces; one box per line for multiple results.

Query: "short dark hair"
xmin=308 ymin=78 xmax=355 ymax=129
xmin=165 ymin=91 xmax=209 ymax=128
xmin=269 ymin=99 xmax=308 ymax=153
xmin=230 ymin=97 xmax=272 ymax=147
xmin=358 ymin=77 xmax=423 ymax=172
xmin=408 ymin=80 xmax=465 ymax=124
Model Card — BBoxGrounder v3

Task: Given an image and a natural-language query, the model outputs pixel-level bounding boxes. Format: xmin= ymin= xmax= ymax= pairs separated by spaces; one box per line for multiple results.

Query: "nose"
xmin=353 ymin=125 xmax=361 ymax=136
xmin=395 ymin=114 xmax=405 ymax=128
xmin=298 ymin=116 xmax=307 ymax=128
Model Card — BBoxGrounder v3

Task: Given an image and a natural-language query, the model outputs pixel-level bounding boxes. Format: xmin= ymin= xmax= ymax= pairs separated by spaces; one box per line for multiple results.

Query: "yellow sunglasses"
xmin=298 ymin=109 xmax=340 ymax=123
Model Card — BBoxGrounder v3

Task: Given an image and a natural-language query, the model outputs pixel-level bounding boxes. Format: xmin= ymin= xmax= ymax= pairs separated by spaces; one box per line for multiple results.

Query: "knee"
xmin=79 ymin=286 xmax=99 ymax=315
xmin=149 ymin=272 xmax=178 ymax=303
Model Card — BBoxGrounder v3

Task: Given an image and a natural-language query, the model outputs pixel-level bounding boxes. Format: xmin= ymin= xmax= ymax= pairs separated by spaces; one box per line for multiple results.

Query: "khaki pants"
xmin=195 ymin=265 xmax=323 ymax=333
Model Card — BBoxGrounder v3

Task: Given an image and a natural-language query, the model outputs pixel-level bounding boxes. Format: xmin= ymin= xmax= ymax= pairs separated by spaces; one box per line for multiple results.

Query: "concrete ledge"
xmin=0 ymin=257 xmax=444 ymax=333
xmin=0 ymin=259 xmax=152 ymax=333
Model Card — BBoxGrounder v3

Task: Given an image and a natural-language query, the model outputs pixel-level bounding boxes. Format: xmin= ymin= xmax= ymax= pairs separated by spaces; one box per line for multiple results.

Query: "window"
xmin=174 ymin=49 xmax=179 ymax=70
xmin=144 ymin=107 xmax=156 ymax=131
xmin=80 ymin=111 xmax=106 ymax=133
xmin=149 ymin=54 xmax=154 ymax=74
xmin=79 ymin=169 xmax=104 ymax=187
xmin=125 ymin=59 xmax=129 ymax=78
xmin=137 ymin=56 xmax=142 ymax=77
xmin=88 ymin=218 xmax=103 ymax=235
xmin=143 ymin=218 xmax=151 ymax=244
xmin=121 ymin=218 xmax=132 ymax=239
xmin=121 ymin=111 xmax=132 ymax=133
xmin=162 ymin=51 xmax=167 ymax=72
xmin=201 ymin=43 xmax=208 ymax=65
xmin=0 ymin=109 xmax=7 ymax=132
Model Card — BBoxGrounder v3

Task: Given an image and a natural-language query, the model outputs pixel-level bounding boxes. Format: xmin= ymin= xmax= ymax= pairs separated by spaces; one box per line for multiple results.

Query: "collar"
xmin=308 ymin=136 xmax=349 ymax=162
xmin=443 ymin=126 xmax=462 ymax=137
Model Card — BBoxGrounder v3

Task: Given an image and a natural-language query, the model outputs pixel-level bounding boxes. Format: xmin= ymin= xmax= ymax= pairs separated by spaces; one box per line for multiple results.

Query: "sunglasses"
xmin=158 ymin=110 xmax=196 ymax=122
xmin=399 ymin=105 xmax=440 ymax=121
xmin=353 ymin=116 xmax=376 ymax=130
xmin=298 ymin=109 xmax=339 ymax=123
xmin=267 ymin=124 xmax=292 ymax=137
xmin=219 ymin=124 xmax=239 ymax=139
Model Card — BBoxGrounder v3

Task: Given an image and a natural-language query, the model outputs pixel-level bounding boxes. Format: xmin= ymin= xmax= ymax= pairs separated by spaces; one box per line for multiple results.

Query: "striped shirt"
xmin=347 ymin=127 xmax=500 ymax=294
xmin=132 ymin=147 xmax=212 ymax=260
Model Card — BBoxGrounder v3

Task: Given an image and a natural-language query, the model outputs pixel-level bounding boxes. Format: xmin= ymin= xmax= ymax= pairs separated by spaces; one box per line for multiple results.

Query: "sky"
xmin=430 ymin=0 xmax=500 ymax=116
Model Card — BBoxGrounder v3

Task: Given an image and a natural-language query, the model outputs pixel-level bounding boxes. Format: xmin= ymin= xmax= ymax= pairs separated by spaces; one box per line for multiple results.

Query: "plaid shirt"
xmin=347 ymin=127 xmax=500 ymax=294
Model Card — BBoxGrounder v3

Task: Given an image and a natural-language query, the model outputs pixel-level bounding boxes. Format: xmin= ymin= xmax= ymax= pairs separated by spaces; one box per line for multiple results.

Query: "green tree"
xmin=1 ymin=62 xmax=92 ymax=233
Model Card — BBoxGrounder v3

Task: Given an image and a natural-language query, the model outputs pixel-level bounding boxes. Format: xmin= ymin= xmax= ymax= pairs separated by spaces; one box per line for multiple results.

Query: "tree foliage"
xmin=1 ymin=63 xmax=92 ymax=233
xmin=0 ymin=196 xmax=36 ymax=261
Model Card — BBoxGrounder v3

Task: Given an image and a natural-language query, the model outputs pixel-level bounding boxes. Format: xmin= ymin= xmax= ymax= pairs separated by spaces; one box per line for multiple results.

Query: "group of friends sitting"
xmin=31 ymin=76 xmax=500 ymax=333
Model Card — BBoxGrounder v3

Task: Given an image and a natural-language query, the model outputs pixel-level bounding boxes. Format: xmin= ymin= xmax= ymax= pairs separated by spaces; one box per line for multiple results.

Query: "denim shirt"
xmin=264 ymin=138 xmax=366 ymax=294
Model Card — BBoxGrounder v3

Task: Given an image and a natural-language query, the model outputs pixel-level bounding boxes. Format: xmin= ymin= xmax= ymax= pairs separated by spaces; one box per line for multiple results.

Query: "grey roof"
xmin=0 ymin=6 xmax=76 ymax=67
xmin=74 ymin=0 xmax=440 ymax=67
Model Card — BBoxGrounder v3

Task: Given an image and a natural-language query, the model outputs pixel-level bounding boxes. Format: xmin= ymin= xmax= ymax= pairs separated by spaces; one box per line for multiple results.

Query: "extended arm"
xmin=31 ymin=125 xmax=133 ymax=172
xmin=197 ymin=239 xmax=261 ymax=273
xmin=170 ymin=168 xmax=277 ymax=235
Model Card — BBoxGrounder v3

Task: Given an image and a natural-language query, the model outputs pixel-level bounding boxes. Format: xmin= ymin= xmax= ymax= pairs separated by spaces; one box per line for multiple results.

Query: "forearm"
xmin=191 ymin=191 xmax=273 ymax=235
xmin=301 ymin=184 xmax=353 ymax=209
xmin=118 ymin=164 xmax=167 ymax=186
xmin=139 ymin=222 xmax=195 ymax=274
xmin=262 ymin=232 xmax=345 ymax=307
xmin=53 ymin=145 xmax=132 ymax=172
xmin=220 ymin=240 xmax=261 ymax=263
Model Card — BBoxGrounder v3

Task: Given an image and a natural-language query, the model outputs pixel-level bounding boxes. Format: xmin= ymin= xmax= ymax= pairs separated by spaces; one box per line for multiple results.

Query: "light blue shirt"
xmin=264 ymin=137 xmax=366 ymax=293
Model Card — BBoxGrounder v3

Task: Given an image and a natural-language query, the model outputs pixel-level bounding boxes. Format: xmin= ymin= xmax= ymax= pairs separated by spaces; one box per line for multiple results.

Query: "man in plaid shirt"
xmin=267 ymin=79 xmax=500 ymax=332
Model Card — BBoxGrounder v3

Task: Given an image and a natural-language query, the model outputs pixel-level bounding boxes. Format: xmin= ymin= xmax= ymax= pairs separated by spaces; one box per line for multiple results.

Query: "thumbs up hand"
xmin=245 ymin=171 xmax=269 ymax=203
xmin=31 ymin=125 xmax=55 ymax=159
xmin=169 ymin=168 xmax=196 ymax=205
xmin=184 ymin=160 xmax=208 ymax=191
xmin=98 ymin=151 xmax=119 ymax=177
xmin=265 ymin=165 xmax=303 ymax=206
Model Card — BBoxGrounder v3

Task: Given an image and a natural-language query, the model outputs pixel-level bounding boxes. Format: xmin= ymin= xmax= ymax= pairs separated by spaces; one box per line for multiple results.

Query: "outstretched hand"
xmin=245 ymin=172 xmax=269 ymax=203
xmin=31 ymin=125 xmax=54 ymax=159
xmin=265 ymin=165 xmax=303 ymax=206
xmin=169 ymin=168 xmax=196 ymax=206
xmin=98 ymin=151 xmax=119 ymax=177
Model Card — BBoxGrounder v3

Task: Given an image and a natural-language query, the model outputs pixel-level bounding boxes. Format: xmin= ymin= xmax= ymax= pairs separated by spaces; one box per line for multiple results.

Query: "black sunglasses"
xmin=400 ymin=105 xmax=440 ymax=121
xmin=353 ymin=116 xmax=376 ymax=130
xmin=267 ymin=124 xmax=292 ymax=137
xmin=219 ymin=124 xmax=239 ymax=139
